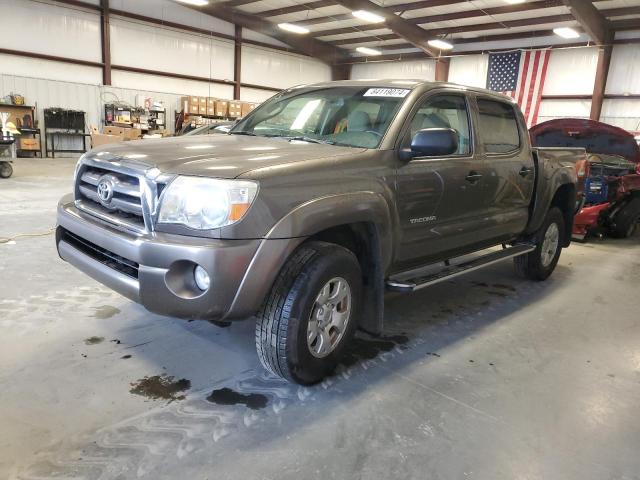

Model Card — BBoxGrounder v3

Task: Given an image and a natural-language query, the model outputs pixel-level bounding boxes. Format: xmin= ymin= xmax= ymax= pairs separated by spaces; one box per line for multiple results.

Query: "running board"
xmin=386 ymin=244 xmax=535 ymax=293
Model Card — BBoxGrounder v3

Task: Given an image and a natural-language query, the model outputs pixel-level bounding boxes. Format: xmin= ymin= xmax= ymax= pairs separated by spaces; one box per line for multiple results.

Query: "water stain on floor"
xmin=492 ymin=283 xmax=517 ymax=292
xmin=207 ymin=387 xmax=268 ymax=410
xmin=84 ymin=336 xmax=104 ymax=345
xmin=341 ymin=334 xmax=409 ymax=367
xmin=92 ymin=305 xmax=120 ymax=319
xmin=129 ymin=375 xmax=191 ymax=402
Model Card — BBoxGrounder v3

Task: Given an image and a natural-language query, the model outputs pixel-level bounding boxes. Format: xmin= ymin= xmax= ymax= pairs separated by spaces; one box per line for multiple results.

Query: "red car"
xmin=530 ymin=119 xmax=640 ymax=240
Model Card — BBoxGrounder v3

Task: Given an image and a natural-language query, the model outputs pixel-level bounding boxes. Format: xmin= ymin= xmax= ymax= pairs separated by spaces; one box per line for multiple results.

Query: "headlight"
xmin=158 ymin=176 xmax=258 ymax=230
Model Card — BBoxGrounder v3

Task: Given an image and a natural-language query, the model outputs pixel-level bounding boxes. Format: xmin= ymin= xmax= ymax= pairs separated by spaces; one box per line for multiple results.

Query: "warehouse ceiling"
xmin=206 ymin=0 xmax=640 ymax=62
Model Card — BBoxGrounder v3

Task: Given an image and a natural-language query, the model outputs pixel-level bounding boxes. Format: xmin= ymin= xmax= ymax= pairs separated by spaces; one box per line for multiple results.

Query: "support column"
xmin=100 ymin=0 xmax=111 ymax=86
xmin=435 ymin=57 xmax=450 ymax=82
xmin=590 ymin=39 xmax=613 ymax=121
xmin=331 ymin=64 xmax=352 ymax=81
xmin=234 ymin=25 xmax=242 ymax=100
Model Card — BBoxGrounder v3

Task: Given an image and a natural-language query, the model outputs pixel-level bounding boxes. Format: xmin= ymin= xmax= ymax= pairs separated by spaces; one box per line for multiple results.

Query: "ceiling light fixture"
xmin=174 ymin=0 xmax=209 ymax=6
xmin=352 ymin=10 xmax=385 ymax=23
xmin=356 ymin=46 xmax=382 ymax=56
xmin=553 ymin=27 xmax=580 ymax=39
xmin=428 ymin=39 xmax=454 ymax=50
xmin=278 ymin=23 xmax=310 ymax=34
xmin=504 ymin=0 xmax=526 ymax=4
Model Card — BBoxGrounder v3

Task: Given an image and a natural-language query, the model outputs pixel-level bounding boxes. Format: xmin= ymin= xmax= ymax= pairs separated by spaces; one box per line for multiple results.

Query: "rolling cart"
xmin=0 ymin=136 xmax=17 ymax=178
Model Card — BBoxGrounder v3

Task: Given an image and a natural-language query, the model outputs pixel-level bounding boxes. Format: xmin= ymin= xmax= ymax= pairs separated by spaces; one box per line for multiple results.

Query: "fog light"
xmin=194 ymin=265 xmax=210 ymax=291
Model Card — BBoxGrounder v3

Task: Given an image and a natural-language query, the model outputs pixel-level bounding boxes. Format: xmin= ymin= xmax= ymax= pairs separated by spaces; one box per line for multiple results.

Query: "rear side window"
xmin=477 ymin=99 xmax=520 ymax=154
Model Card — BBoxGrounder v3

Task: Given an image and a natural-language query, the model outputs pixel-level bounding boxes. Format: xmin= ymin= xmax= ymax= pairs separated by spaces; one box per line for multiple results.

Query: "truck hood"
xmin=530 ymin=119 xmax=640 ymax=164
xmin=88 ymin=134 xmax=364 ymax=178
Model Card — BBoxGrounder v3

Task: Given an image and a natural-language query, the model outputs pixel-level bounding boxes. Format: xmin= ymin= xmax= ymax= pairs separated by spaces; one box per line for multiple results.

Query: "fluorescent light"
xmin=352 ymin=10 xmax=385 ymax=23
xmin=278 ymin=23 xmax=310 ymax=34
xmin=504 ymin=0 xmax=525 ymax=4
xmin=553 ymin=27 xmax=580 ymax=39
xmin=175 ymin=0 xmax=209 ymax=6
xmin=428 ymin=39 xmax=453 ymax=50
xmin=356 ymin=46 xmax=382 ymax=56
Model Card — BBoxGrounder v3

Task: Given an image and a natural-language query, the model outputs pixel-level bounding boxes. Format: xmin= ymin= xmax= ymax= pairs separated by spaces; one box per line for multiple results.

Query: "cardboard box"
xmin=190 ymin=96 xmax=200 ymax=106
xmin=241 ymin=102 xmax=257 ymax=117
xmin=104 ymin=126 xmax=125 ymax=136
xmin=199 ymin=104 xmax=207 ymax=115
xmin=189 ymin=104 xmax=200 ymax=115
xmin=123 ymin=127 xmax=142 ymax=140
xmin=199 ymin=97 xmax=208 ymax=105
xmin=228 ymin=101 xmax=242 ymax=118
xmin=215 ymin=101 xmax=228 ymax=117
xmin=91 ymin=133 xmax=124 ymax=147
xmin=18 ymin=137 xmax=40 ymax=151
xmin=207 ymin=106 xmax=216 ymax=116
xmin=206 ymin=97 xmax=216 ymax=107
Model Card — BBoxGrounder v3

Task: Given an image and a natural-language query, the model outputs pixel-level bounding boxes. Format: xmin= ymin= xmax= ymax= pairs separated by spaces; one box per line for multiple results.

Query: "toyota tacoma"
xmin=56 ymin=80 xmax=583 ymax=384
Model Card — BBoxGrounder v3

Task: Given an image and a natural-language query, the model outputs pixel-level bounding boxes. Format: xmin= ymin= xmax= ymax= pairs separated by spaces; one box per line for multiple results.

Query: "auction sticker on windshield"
xmin=363 ymin=88 xmax=410 ymax=98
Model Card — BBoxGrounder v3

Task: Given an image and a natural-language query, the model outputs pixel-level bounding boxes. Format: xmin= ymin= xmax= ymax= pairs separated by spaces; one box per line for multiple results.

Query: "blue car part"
xmin=585 ymin=176 xmax=609 ymax=204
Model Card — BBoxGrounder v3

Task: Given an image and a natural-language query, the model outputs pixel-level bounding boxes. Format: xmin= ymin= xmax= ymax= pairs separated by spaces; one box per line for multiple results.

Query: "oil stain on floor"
xmin=129 ymin=375 xmax=191 ymax=402
xmin=341 ymin=333 xmax=409 ymax=366
xmin=92 ymin=305 xmax=121 ymax=319
xmin=207 ymin=388 xmax=268 ymax=410
xmin=84 ymin=336 xmax=104 ymax=345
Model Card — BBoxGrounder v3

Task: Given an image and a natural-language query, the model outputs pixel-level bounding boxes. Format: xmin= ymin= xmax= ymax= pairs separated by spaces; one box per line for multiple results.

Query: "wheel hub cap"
xmin=541 ymin=222 xmax=560 ymax=267
xmin=307 ymin=277 xmax=352 ymax=358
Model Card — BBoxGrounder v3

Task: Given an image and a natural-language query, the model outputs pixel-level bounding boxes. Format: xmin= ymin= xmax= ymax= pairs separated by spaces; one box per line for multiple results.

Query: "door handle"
xmin=465 ymin=171 xmax=483 ymax=183
xmin=519 ymin=166 xmax=534 ymax=177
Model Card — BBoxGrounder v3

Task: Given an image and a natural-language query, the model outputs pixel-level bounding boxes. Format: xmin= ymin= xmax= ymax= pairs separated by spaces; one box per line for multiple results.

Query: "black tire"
xmin=256 ymin=241 xmax=362 ymax=385
xmin=514 ymin=207 xmax=565 ymax=281
xmin=610 ymin=198 xmax=640 ymax=238
xmin=0 ymin=162 xmax=12 ymax=179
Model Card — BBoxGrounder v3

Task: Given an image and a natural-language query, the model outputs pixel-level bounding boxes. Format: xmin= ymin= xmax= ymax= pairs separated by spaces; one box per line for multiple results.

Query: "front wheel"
xmin=255 ymin=241 xmax=362 ymax=385
xmin=609 ymin=198 xmax=640 ymax=238
xmin=514 ymin=207 xmax=565 ymax=281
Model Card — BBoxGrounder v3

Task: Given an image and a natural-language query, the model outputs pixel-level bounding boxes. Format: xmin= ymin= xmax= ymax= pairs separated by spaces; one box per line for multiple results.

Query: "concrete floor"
xmin=1 ymin=158 xmax=639 ymax=480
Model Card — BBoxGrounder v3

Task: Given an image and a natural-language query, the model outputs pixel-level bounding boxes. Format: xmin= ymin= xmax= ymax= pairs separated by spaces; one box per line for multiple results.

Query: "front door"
xmin=395 ymin=93 xmax=490 ymax=268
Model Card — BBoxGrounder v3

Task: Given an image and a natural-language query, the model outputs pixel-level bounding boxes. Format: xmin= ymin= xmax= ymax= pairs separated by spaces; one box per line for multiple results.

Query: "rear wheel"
xmin=610 ymin=198 xmax=640 ymax=238
xmin=255 ymin=241 xmax=361 ymax=385
xmin=514 ymin=207 xmax=565 ymax=281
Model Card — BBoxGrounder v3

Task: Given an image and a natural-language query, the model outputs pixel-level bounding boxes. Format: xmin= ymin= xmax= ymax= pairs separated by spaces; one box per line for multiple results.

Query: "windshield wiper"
xmin=229 ymin=131 xmax=257 ymax=136
xmin=284 ymin=136 xmax=335 ymax=145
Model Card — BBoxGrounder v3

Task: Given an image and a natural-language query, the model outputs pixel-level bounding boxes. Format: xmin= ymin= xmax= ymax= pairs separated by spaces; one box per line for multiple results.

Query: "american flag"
xmin=486 ymin=49 xmax=551 ymax=127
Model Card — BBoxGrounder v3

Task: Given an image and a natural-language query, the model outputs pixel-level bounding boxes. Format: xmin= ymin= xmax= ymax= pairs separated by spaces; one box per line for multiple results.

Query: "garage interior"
xmin=1 ymin=0 xmax=640 ymax=479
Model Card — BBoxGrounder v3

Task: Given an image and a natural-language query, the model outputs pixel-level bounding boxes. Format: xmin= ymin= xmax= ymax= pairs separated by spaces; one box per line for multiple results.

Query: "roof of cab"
xmin=289 ymin=79 xmax=512 ymax=100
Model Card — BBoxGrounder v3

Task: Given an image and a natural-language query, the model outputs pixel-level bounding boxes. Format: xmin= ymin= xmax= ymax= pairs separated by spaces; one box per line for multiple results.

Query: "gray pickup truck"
xmin=56 ymin=80 xmax=582 ymax=384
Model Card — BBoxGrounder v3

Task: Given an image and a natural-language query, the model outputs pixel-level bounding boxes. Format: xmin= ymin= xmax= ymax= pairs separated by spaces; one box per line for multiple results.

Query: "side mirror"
xmin=402 ymin=128 xmax=459 ymax=159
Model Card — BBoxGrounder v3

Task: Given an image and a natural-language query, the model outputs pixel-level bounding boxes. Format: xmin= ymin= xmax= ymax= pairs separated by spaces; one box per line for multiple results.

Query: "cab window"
xmin=405 ymin=95 xmax=471 ymax=156
xmin=477 ymin=99 xmax=520 ymax=154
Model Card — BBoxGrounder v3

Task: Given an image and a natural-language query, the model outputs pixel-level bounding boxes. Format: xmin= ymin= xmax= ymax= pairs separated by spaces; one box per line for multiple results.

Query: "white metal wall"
xmin=448 ymin=55 xmax=488 ymax=88
xmin=241 ymin=45 xmax=332 ymax=89
xmin=350 ymin=59 xmax=436 ymax=81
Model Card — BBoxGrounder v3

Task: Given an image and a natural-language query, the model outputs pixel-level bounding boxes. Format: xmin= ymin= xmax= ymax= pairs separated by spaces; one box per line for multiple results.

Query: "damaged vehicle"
xmin=57 ymin=81 xmax=582 ymax=384
xmin=530 ymin=119 xmax=640 ymax=240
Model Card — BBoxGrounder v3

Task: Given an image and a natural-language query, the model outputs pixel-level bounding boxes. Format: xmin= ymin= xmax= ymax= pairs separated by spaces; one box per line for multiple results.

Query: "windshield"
xmin=230 ymin=86 xmax=411 ymax=148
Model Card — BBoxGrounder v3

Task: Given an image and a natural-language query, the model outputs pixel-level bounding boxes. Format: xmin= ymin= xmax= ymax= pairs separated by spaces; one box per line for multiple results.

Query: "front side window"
xmin=406 ymin=95 xmax=471 ymax=155
xmin=231 ymin=86 xmax=410 ymax=148
xmin=477 ymin=99 xmax=521 ymax=154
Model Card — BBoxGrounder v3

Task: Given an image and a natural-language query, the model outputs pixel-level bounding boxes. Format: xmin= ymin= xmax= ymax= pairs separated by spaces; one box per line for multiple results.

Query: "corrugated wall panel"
xmin=0 ymin=0 xmax=101 ymax=62
xmin=542 ymin=47 xmax=598 ymax=95
xmin=241 ymin=46 xmax=331 ymax=89
xmin=448 ymin=55 xmax=488 ymax=88
xmin=110 ymin=19 xmax=235 ymax=81
xmin=351 ymin=60 xmax=436 ymax=82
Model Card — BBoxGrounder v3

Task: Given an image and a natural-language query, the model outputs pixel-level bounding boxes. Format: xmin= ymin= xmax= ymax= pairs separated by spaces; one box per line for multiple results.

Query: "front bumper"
xmin=56 ymin=194 xmax=265 ymax=321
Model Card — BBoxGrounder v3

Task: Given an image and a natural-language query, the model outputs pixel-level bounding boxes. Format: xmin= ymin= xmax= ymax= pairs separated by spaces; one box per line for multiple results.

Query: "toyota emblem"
xmin=96 ymin=176 xmax=115 ymax=207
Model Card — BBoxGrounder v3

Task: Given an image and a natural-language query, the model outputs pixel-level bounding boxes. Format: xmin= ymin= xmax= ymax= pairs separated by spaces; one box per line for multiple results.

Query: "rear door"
xmin=395 ymin=92 xmax=489 ymax=268
xmin=473 ymin=96 xmax=535 ymax=239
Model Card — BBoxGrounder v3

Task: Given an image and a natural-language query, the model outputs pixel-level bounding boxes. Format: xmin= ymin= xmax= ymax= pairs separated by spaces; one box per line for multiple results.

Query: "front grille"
xmin=60 ymin=228 xmax=139 ymax=279
xmin=74 ymin=156 xmax=169 ymax=233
